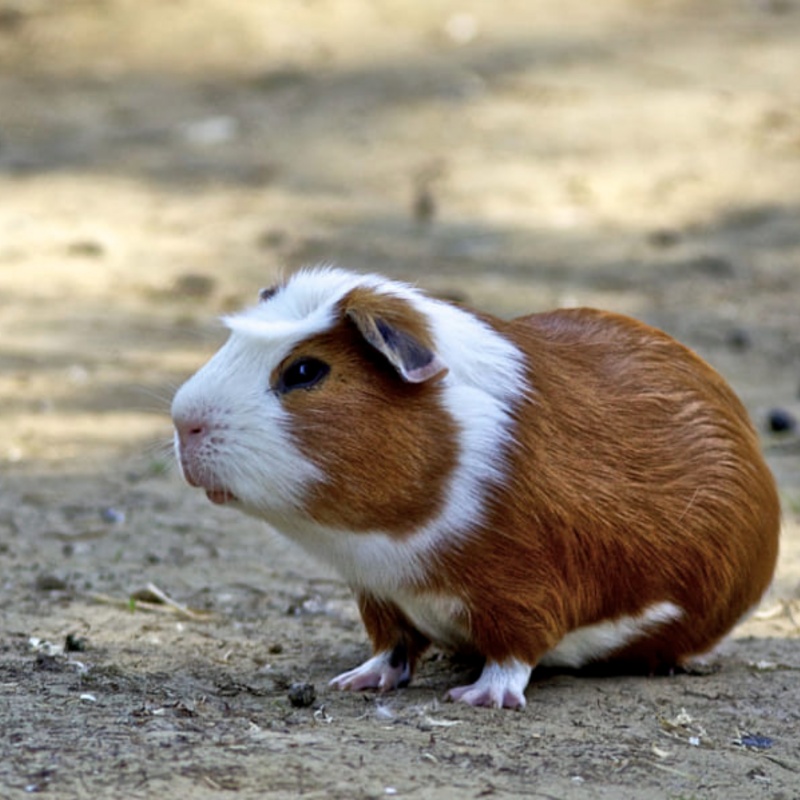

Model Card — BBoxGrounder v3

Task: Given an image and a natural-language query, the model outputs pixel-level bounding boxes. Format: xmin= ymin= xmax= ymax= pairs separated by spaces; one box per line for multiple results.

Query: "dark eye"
xmin=277 ymin=357 xmax=330 ymax=393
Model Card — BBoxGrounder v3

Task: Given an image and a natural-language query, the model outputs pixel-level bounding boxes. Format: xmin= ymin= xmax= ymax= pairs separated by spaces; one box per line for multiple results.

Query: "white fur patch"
xmin=171 ymin=332 xmax=323 ymax=518
xmin=540 ymin=601 xmax=685 ymax=668
xmin=173 ymin=266 xmax=526 ymax=593
xmin=393 ymin=592 xmax=469 ymax=649
xmin=225 ymin=268 xmax=365 ymax=342
xmin=411 ymin=292 xmax=527 ymax=542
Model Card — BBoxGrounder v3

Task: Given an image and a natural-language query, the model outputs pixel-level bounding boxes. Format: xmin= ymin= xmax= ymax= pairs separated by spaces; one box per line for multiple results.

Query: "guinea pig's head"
xmin=171 ymin=268 xmax=457 ymax=533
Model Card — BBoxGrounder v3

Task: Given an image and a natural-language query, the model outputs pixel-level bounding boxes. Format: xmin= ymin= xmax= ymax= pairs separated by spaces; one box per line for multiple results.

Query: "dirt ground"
xmin=1 ymin=1 xmax=800 ymax=798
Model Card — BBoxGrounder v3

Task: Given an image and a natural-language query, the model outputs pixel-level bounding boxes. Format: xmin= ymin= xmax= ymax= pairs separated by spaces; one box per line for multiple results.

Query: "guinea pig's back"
xmin=479 ymin=307 xmax=780 ymax=666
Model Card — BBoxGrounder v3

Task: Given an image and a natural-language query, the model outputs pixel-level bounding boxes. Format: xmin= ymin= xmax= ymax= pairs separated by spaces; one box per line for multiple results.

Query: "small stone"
xmin=100 ymin=507 xmax=125 ymax=524
xmin=739 ymin=734 xmax=773 ymax=750
xmin=65 ymin=633 xmax=88 ymax=653
xmin=287 ymin=682 xmax=316 ymax=708
xmin=766 ymin=408 xmax=797 ymax=434
xmin=725 ymin=327 xmax=752 ymax=351
xmin=35 ymin=574 xmax=68 ymax=592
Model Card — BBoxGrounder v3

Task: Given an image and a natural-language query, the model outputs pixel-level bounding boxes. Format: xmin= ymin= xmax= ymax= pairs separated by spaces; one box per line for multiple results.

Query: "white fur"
xmin=540 ymin=601 xmax=684 ymax=668
xmin=225 ymin=268 xmax=366 ymax=341
xmin=410 ymin=291 xmax=527 ymax=545
xmin=171 ymin=332 xmax=323 ymax=517
xmin=392 ymin=592 xmax=470 ymax=650
xmin=448 ymin=658 xmax=532 ymax=709
xmin=172 ymin=269 xmax=395 ymax=522
xmin=172 ymin=266 xmax=526 ymax=592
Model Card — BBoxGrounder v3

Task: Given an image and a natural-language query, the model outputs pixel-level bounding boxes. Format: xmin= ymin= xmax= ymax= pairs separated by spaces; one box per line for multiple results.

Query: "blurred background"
xmin=0 ymin=0 xmax=799 ymax=508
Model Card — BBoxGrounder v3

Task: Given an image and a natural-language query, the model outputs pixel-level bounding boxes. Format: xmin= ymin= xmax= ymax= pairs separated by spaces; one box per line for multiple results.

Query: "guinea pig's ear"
xmin=343 ymin=289 xmax=448 ymax=384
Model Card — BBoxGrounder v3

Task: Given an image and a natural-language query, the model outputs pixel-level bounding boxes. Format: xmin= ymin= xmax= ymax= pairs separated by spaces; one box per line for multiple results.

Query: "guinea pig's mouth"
xmin=178 ymin=460 xmax=238 ymax=505
xmin=206 ymin=488 xmax=238 ymax=505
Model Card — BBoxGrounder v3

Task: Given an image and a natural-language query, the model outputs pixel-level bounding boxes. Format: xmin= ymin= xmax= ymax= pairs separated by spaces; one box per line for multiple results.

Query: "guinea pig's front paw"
xmin=447 ymin=658 xmax=533 ymax=710
xmin=329 ymin=650 xmax=410 ymax=693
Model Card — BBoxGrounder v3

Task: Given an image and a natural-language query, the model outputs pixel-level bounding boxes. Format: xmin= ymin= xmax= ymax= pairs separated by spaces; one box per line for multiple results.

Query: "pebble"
xmin=100 ymin=507 xmax=125 ymax=524
xmin=766 ymin=407 xmax=796 ymax=434
xmin=739 ymin=734 xmax=773 ymax=749
xmin=725 ymin=327 xmax=752 ymax=351
xmin=65 ymin=633 xmax=88 ymax=653
xmin=287 ymin=682 xmax=316 ymax=708
xmin=35 ymin=574 xmax=69 ymax=592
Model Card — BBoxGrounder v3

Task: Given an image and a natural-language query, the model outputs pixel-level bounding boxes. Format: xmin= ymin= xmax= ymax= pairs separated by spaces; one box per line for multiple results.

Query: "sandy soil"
xmin=1 ymin=1 xmax=800 ymax=798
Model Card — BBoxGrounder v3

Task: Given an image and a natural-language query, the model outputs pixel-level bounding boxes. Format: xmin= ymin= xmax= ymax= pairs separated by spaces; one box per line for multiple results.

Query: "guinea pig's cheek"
xmin=233 ymin=403 xmax=326 ymax=515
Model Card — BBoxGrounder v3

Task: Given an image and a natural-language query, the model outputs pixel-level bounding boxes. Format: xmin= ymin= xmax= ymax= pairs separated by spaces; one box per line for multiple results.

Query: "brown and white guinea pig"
xmin=171 ymin=266 xmax=780 ymax=709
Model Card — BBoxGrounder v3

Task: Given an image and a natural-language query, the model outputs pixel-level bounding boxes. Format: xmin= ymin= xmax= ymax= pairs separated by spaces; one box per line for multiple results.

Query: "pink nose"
xmin=173 ymin=417 xmax=209 ymax=487
xmin=175 ymin=418 xmax=207 ymax=451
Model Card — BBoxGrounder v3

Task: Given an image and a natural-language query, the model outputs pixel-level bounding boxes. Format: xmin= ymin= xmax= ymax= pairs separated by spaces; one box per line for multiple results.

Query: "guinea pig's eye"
xmin=277 ymin=357 xmax=330 ymax=394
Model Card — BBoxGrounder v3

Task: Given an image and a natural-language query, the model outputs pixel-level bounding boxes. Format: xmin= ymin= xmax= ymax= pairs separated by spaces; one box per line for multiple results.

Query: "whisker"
xmin=138 ymin=436 xmax=178 ymax=469
xmin=134 ymin=385 xmax=178 ymax=414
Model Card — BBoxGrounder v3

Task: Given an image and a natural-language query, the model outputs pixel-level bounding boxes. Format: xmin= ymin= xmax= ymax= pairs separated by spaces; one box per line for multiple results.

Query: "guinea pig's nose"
xmin=174 ymin=417 xmax=207 ymax=450
xmin=173 ymin=417 xmax=209 ymax=488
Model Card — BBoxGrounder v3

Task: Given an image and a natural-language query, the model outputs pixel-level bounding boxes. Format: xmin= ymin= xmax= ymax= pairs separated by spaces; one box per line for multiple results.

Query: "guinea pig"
xmin=171 ymin=266 xmax=780 ymax=709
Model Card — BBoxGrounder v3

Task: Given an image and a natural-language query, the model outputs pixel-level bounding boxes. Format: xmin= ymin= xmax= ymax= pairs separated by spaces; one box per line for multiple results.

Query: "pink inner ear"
xmin=376 ymin=322 xmax=446 ymax=383
xmin=345 ymin=305 xmax=447 ymax=384
xmin=402 ymin=354 xmax=449 ymax=384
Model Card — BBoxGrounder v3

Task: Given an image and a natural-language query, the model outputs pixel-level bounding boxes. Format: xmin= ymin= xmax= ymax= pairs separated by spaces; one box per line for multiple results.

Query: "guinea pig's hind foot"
xmin=329 ymin=650 xmax=411 ymax=693
xmin=447 ymin=658 xmax=532 ymax=710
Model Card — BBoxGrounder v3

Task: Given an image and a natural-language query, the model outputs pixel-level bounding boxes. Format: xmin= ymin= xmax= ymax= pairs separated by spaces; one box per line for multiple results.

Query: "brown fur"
xmin=341 ymin=287 xmax=438 ymax=354
xmin=276 ymin=298 xmax=458 ymax=535
xmin=357 ymin=592 xmax=432 ymax=675
xmin=350 ymin=307 xmax=780 ymax=674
